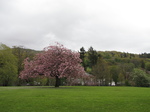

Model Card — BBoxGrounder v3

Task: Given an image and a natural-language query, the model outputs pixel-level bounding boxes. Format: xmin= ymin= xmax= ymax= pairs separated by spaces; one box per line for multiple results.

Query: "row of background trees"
xmin=0 ymin=43 xmax=150 ymax=87
xmin=80 ymin=46 xmax=150 ymax=87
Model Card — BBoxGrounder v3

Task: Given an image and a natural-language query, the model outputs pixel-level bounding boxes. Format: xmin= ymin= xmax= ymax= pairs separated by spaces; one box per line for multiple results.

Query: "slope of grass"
xmin=0 ymin=86 xmax=150 ymax=112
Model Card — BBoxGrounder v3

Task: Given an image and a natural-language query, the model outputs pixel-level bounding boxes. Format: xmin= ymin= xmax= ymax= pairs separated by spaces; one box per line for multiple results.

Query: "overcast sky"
xmin=1 ymin=0 xmax=150 ymax=53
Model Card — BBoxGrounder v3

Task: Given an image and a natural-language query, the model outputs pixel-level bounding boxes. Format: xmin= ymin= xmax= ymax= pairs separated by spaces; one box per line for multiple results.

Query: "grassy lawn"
xmin=0 ymin=86 xmax=150 ymax=112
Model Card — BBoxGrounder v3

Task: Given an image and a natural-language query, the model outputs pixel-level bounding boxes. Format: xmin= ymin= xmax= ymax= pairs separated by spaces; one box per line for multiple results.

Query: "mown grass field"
xmin=0 ymin=86 xmax=150 ymax=112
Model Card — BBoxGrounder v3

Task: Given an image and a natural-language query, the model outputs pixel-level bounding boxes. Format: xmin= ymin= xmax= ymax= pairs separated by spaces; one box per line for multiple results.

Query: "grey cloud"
xmin=0 ymin=0 xmax=150 ymax=53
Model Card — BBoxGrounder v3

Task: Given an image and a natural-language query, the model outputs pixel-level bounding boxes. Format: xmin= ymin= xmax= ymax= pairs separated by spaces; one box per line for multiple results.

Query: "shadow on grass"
xmin=31 ymin=86 xmax=75 ymax=89
xmin=0 ymin=86 xmax=75 ymax=89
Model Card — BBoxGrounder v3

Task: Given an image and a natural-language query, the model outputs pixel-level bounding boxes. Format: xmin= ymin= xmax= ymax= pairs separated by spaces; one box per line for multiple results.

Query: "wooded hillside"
xmin=0 ymin=43 xmax=150 ymax=87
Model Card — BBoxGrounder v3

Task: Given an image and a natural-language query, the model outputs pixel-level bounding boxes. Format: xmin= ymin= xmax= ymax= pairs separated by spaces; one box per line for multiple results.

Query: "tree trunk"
xmin=55 ymin=76 xmax=60 ymax=87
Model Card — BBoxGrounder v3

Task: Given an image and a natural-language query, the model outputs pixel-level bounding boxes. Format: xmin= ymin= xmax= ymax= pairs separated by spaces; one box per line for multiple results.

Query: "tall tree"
xmin=79 ymin=47 xmax=86 ymax=70
xmin=12 ymin=46 xmax=38 ymax=85
xmin=0 ymin=44 xmax=18 ymax=86
xmin=20 ymin=43 xmax=86 ymax=87
xmin=110 ymin=66 xmax=120 ymax=85
xmin=92 ymin=58 xmax=109 ymax=86
xmin=12 ymin=46 xmax=25 ymax=74
xmin=88 ymin=47 xmax=98 ymax=68
xmin=119 ymin=63 xmax=134 ymax=85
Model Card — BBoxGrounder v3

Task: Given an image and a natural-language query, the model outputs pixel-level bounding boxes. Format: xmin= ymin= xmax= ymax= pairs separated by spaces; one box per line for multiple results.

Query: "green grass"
xmin=0 ymin=86 xmax=150 ymax=112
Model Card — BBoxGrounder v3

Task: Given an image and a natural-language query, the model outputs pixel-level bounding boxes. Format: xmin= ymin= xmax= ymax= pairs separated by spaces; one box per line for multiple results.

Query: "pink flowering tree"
xmin=20 ymin=43 xmax=86 ymax=87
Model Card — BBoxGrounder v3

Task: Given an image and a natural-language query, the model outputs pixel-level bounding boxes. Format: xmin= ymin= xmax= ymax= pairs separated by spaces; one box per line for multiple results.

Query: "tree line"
xmin=80 ymin=46 xmax=150 ymax=87
xmin=0 ymin=43 xmax=150 ymax=87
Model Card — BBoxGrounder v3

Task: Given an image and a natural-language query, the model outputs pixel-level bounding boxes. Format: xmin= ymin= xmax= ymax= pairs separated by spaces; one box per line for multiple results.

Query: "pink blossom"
xmin=20 ymin=43 xmax=86 ymax=86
